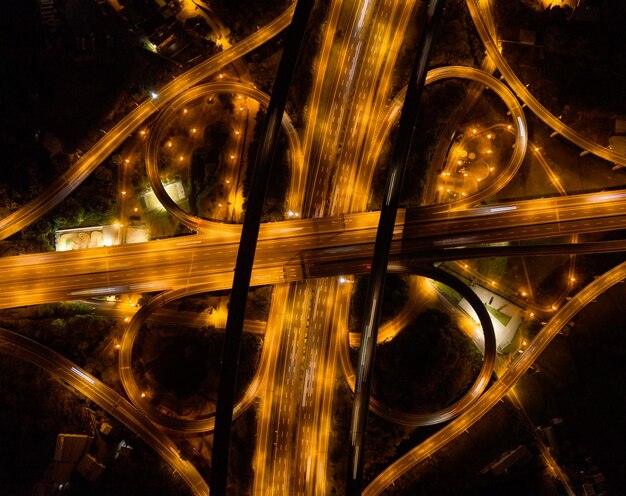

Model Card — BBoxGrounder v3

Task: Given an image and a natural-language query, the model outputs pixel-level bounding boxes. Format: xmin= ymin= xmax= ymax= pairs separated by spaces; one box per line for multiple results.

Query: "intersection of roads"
xmin=1 ymin=0 xmax=625 ymax=494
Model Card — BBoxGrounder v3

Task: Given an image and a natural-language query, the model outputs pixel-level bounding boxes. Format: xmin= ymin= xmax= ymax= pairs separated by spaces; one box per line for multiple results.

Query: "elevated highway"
xmin=364 ymin=259 xmax=626 ymax=495
xmin=2 ymin=188 xmax=626 ymax=308
xmin=0 ymin=4 xmax=296 ymax=241
xmin=466 ymin=0 xmax=626 ymax=168
xmin=0 ymin=328 xmax=210 ymax=496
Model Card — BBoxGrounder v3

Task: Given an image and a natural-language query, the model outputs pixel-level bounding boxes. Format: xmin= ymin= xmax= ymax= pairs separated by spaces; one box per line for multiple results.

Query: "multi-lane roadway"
xmin=0 ymin=4 xmax=297 ymax=241
xmin=3 ymin=188 xmax=626 ymax=308
xmin=1 ymin=1 xmax=625 ymax=494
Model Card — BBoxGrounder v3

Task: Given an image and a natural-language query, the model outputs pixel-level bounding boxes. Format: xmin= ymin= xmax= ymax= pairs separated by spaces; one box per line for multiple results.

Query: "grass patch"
xmin=486 ymin=304 xmax=512 ymax=327
xmin=432 ymin=280 xmax=462 ymax=304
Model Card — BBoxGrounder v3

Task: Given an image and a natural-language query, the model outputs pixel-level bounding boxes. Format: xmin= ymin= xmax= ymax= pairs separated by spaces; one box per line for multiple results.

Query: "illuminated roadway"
xmin=0 ymin=328 xmax=210 ymax=496
xmin=1 ymin=1 xmax=625 ymax=493
xmin=252 ymin=1 xmax=418 ymax=492
xmin=375 ymin=66 xmax=528 ymax=211
xmin=0 ymin=4 xmax=296 ymax=241
xmin=145 ymin=82 xmax=304 ymax=234
xmin=3 ymin=188 xmax=626 ymax=308
xmin=363 ymin=260 xmax=626 ymax=495
xmin=466 ymin=0 xmax=626 ymax=168
xmin=341 ymin=263 xmax=497 ymax=429
xmin=118 ymin=286 xmax=272 ymax=433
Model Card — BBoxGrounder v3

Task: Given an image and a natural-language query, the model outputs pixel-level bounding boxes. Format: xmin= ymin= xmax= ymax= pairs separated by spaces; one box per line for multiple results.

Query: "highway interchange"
xmin=1 ymin=0 xmax=626 ymax=494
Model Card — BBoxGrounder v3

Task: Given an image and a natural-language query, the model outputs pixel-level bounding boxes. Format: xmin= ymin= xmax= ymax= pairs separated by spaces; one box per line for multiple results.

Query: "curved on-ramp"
xmin=379 ymin=66 xmax=528 ymax=212
xmin=0 ymin=328 xmax=209 ymax=496
xmin=364 ymin=261 xmax=626 ymax=495
xmin=0 ymin=4 xmax=296 ymax=241
xmin=341 ymin=264 xmax=496 ymax=427
xmin=466 ymin=0 xmax=626 ymax=168
xmin=118 ymin=285 xmax=268 ymax=433
xmin=145 ymin=82 xmax=303 ymax=234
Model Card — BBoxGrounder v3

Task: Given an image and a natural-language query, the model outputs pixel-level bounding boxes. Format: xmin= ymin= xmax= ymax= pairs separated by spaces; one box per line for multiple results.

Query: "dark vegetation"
xmin=540 ymin=282 xmax=626 ymax=494
xmin=349 ymin=273 xmax=410 ymax=331
xmin=370 ymin=0 xmax=491 ymax=209
xmin=328 ymin=378 xmax=424 ymax=494
xmin=0 ymin=356 xmax=89 ymax=496
xmin=245 ymin=285 xmax=273 ymax=321
xmin=496 ymin=0 xmax=626 ymax=121
xmin=0 ymin=1 xmax=171 ymax=254
xmin=369 ymin=82 xmax=478 ymax=209
xmin=332 ymin=359 xmax=503 ymax=490
xmin=287 ymin=0 xmax=330 ymax=129
xmin=244 ymin=0 xmax=329 ymax=128
xmin=65 ymin=444 xmax=191 ymax=496
xmin=136 ymin=324 xmax=263 ymax=415
xmin=373 ymin=308 xmax=483 ymax=413
xmin=174 ymin=285 xmax=272 ymax=321
xmin=357 ymin=382 xmax=546 ymax=495
xmin=0 ymin=302 xmax=120 ymax=377
xmin=429 ymin=0 xmax=485 ymax=68
xmin=228 ymin=407 xmax=257 ymax=495
xmin=189 ymin=110 xmax=231 ymax=218
xmin=242 ymin=109 xmax=290 ymax=221
xmin=246 ymin=33 xmax=285 ymax=95
xmin=0 ymin=303 xmax=189 ymax=495
xmin=0 ymin=155 xmax=118 ymax=253
xmin=403 ymin=80 xmax=469 ymax=206
xmin=207 ymin=0 xmax=290 ymax=41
